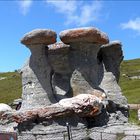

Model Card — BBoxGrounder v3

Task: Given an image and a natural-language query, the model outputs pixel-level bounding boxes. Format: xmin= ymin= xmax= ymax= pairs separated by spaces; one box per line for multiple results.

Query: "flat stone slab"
xmin=59 ymin=27 xmax=109 ymax=44
xmin=21 ymin=29 xmax=57 ymax=45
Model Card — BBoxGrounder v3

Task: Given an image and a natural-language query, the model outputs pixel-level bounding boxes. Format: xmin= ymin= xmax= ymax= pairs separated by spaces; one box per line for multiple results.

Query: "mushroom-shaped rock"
xmin=100 ymin=41 xmax=123 ymax=82
xmin=48 ymin=42 xmax=72 ymax=101
xmin=48 ymin=42 xmax=70 ymax=73
xmin=21 ymin=29 xmax=57 ymax=45
xmin=59 ymin=27 xmax=109 ymax=45
xmin=99 ymin=41 xmax=127 ymax=108
xmin=59 ymin=27 xmax=109 ymax=93
xmin=20 ymin=29 xmax=57 ymax=110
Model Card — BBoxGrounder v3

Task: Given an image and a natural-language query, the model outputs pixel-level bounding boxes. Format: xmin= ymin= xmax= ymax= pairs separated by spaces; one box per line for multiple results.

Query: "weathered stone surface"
xmin=17 ymin=117 xmax=87 ymax=140
xmin=99 ymin=41 xmax=128 ymax=110
xmin=21 ymin=29 xmax=57 ymax=45
xmin=100 ymin=41 xmax=123 ymax=82
xmin=67 ymin=42 xmax=104 ymax=97
xmin=2 ymin=27 xmax=131 ymax=140
xmin=48 ymin=42 xmax=72 ymax=101
xmin=59 ymin=93 xmax=105 ymax=113
xmin=99 ymin=72 xmax=127 ymax=108
xmin=0 ymin=103 xmax=12 ymax=113
xmin=59 ymin=27 xmax=109 ymax=45
xmin=20 ymin=47 xmax=56 ymax=110
xmin=3 ymin=93 xmax=104 ymax=123
xmin=20 ymin=30 xmax=57 ymax=110
xmin=48 ymin=42 xmax=69 ymax=51
xmin=98 ymin=41 xmax=128 ymax=124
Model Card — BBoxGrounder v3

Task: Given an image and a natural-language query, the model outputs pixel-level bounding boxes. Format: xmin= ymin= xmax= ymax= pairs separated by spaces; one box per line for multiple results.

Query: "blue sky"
xmin=0 ymin=0 xmax=140 ymax=72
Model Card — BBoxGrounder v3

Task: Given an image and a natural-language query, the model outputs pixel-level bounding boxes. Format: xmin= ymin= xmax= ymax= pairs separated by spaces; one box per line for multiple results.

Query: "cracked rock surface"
xmin=0 ymin=27 xmax=130 ymax=140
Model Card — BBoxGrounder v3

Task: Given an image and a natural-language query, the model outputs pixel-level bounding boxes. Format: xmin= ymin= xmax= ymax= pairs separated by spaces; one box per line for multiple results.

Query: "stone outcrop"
xmin=48 ymin=42 xmax=72 ymax=100
xmin=0 ymin=103 xmax=12 ymax=118
xmin=59 ymin=27 xmax=109 ymax=44
xmin=2 ymin=93 xmax=105 ymax=124
xmin=99 ymin=41 xmax=127 ymax=111
xmin=100 ymin=41 xmax=123 ymax=82
xmin=0 ymin=27 xmax=129 ymax=140
xmin=20 ymin=29 xmax=57 ymax=110
xmin=59 ymin=27 xmax=109 ymax=97
xmin=0 ymin=103 xmax=12 ymax=112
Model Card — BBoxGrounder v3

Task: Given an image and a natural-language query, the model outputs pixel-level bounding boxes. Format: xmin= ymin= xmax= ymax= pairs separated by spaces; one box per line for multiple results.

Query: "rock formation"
xmin=0 ymin=103 xmax=12 ymax=116
xmin=48 ymin=42 xmax=72 ymax=100
xmin=20 ymin=29 xmax=57 ymax=110
xmin=0 ymin=27 xmax=129 ymax=140
xmin=99 ymin=41 xmax=127 ymax=107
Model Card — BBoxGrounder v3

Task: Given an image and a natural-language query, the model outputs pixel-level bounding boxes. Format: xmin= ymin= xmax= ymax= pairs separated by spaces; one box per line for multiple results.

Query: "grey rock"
xmin=59 ymin=27 xmax=109 ymax=44
xmin=21 ymin=29 xmax=57 ymax=45
xmin=69 ymin=43 xmax=103 ymax=92
xmin=122 ymin=136 xmax=136 ymax=140
xmin=48 ymin=42 xmax=72 ymax=100
xmin=100 ymin=41 xmax=123 ymax=82
xmin=20 ymin=44 xmax=56 ymax=110
xmin=17 ymin=116 xmax=87 ymax=140
xmin=3 ymin=28 xmax=132 ymax=140
xmin=99 ymin=72 xmax=127 ymax=108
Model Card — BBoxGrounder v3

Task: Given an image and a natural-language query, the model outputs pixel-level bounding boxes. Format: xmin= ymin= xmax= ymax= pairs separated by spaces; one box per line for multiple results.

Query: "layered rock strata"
xmin=0 ymin=27 xmax=129 ymax=140
xmin=59 ymin=27 xmax=109 ymax=97
xmin=48 ymin=42 xmax=72 ymax=100
xmin=99 ymin=41 xmax=127 ymax=107
xmin=20 ymin=29 xmax=57 ymax=110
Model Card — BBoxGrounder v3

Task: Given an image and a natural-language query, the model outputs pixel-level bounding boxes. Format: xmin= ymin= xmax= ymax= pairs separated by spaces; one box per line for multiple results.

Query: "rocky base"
xmin=2 ymin=122 xmax=139 ymax=140
xmin=1 ymin=122 xmax=140 ymax=140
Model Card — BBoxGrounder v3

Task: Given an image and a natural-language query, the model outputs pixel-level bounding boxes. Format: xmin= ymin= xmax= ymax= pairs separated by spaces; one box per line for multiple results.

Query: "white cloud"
xmin=46 ymin=0 xmax=102 ymax=26
xmin=121 ymin=18 xmax=140 ymax=33
xmin=19 ymin=0 xmax=32 ymax=15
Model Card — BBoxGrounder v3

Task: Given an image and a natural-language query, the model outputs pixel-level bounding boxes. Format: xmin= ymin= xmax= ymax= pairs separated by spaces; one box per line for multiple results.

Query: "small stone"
xmin=59 ymin=27 xmax=109 ymax=44
xmin=21 ymin=29 xmax=57 ymax=45
xmin=0 ymin=103 xmax=12 ymax=112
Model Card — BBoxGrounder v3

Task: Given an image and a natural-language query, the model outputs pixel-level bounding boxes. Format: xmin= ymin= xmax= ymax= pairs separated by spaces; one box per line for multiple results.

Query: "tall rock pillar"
xmin=60 ymin=27 xmax=109 ymax=95
xmin=20 ymin=29 xmax=57 ymax=110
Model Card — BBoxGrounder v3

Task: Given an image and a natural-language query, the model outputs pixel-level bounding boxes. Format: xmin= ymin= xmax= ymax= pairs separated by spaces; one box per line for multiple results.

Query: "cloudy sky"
xmin=0 ymin=0 xmax=140 ymax=72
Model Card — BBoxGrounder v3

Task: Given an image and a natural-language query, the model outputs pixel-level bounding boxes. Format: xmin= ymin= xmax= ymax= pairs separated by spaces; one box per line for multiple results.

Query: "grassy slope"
xmin=119 ymin=58 xmax=140 ymax=104
xmin=0 ymin=72 xmax=22 ymax=104
xmin=119 ymin=58 xmax=140 ymax=125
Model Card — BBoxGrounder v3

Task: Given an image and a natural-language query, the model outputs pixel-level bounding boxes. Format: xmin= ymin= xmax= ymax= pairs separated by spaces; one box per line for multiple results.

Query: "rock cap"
xmin=48 ymin=42 xmax=69 ymax=51
xmin=59 ymin=27 xmax=109 ymax=45
xmin=21 ymin=29 xmax=57 ymax=46
xmin=101 ymin=40 xmax=122 ymax=48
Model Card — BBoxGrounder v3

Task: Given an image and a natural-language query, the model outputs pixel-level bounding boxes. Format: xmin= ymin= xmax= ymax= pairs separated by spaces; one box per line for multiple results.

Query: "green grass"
xmin=119 ymin=58 xmax=140 ymax=125
xmin=128 ymin=110 xmax=140 ymax=125
xmin=119 ymin=58 xmax=140 ymax=104
xmin=120 ymin=58 xmax=140 ymax=76
xmin=0 ymin=72 xmax=22 ymax=104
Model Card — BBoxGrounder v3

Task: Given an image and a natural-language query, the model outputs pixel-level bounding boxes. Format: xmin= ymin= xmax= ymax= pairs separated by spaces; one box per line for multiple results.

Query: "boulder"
xmin=6 ymin=27 xmax=129 ymax=140
xmin=0 ymin=103 xmax=12 ymax=113
xmin=21 ymin=29 xmax=56 ymax=45
xmin=59 ymin=27 xmax=109 ymax=44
